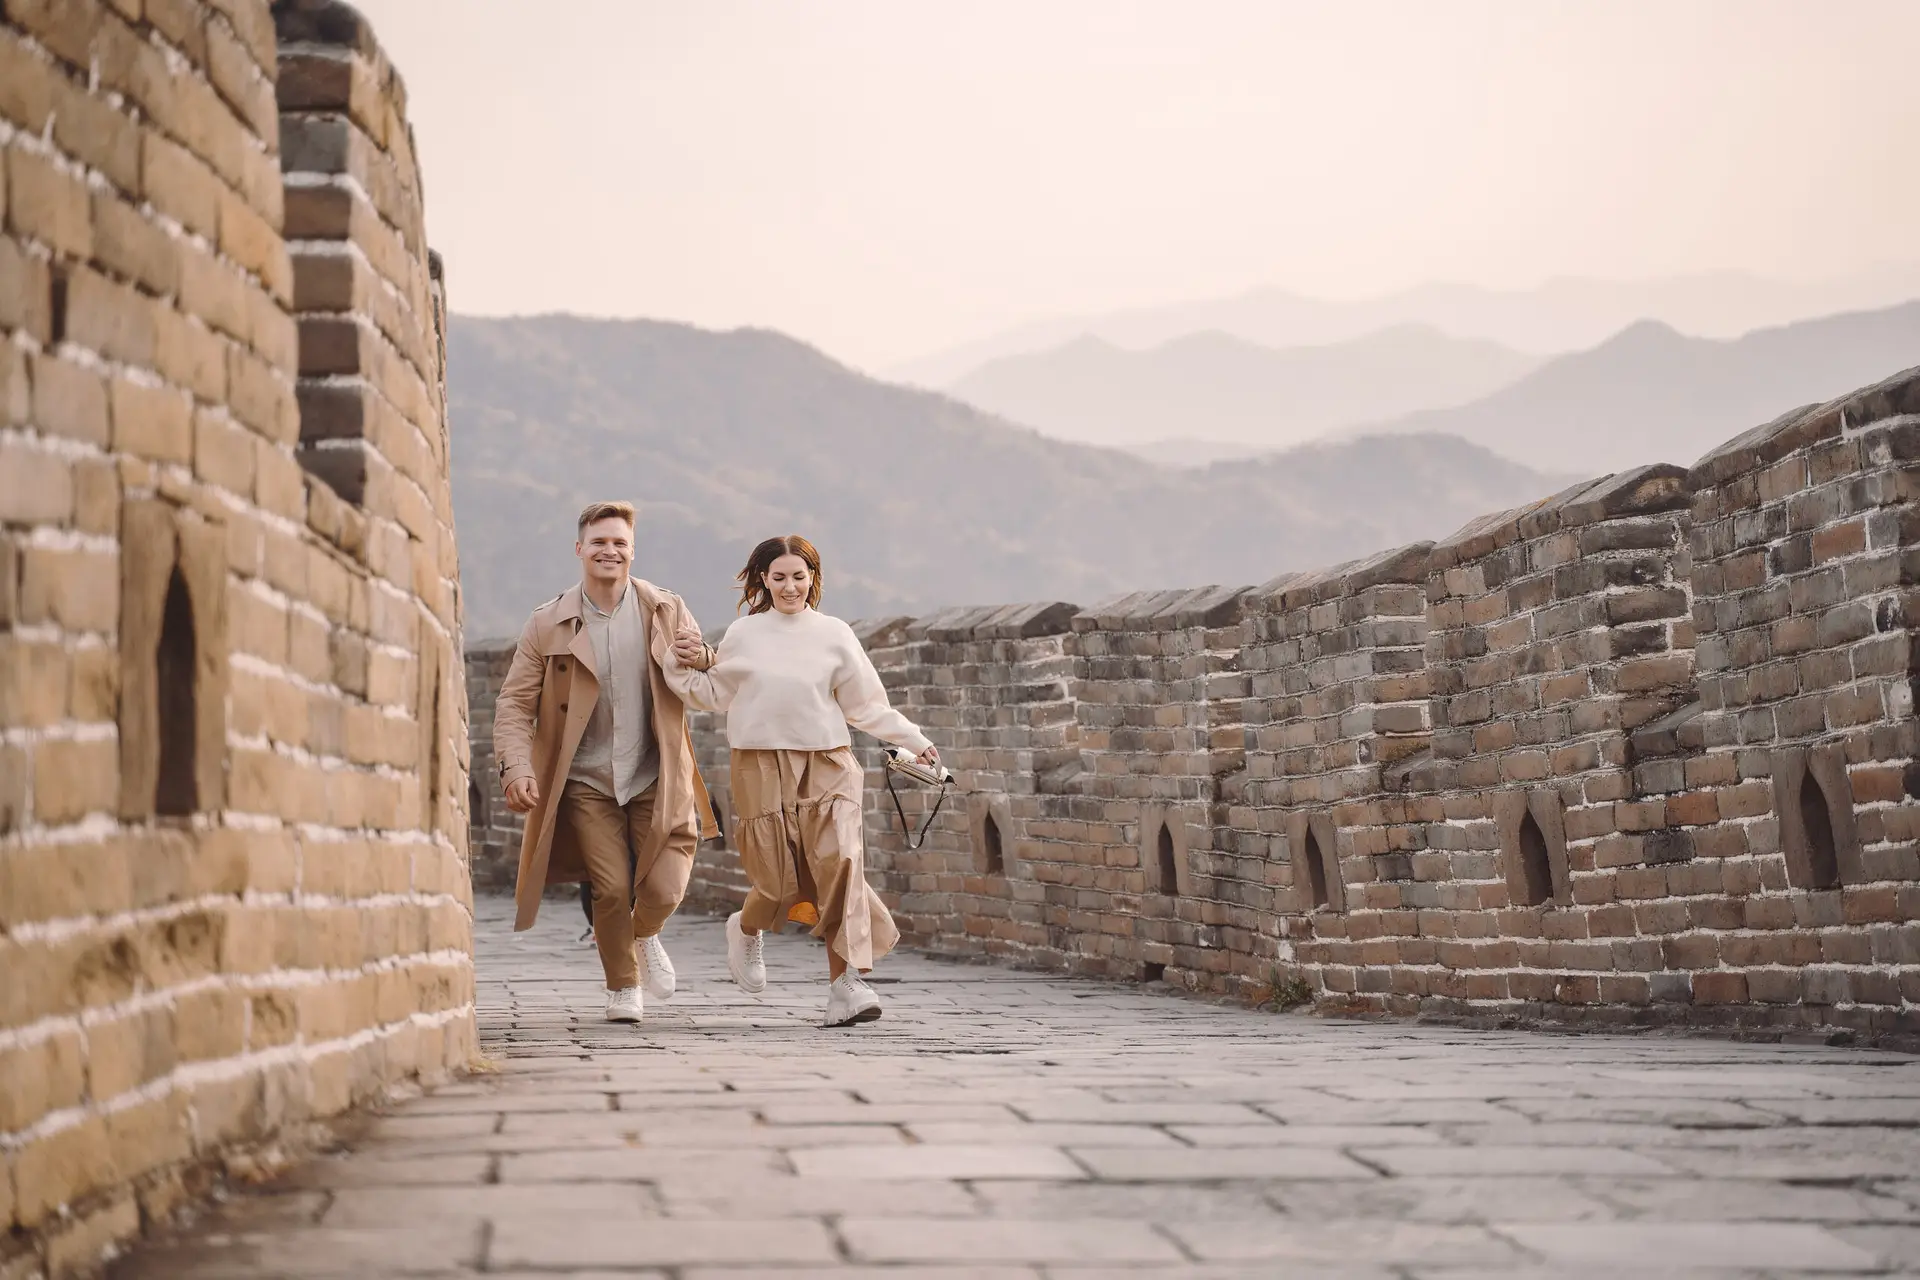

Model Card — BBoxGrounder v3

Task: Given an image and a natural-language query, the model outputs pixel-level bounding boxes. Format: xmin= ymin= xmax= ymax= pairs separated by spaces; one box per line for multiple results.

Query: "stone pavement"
xmin=116 ymin=896 xmax=1920 ymax=1279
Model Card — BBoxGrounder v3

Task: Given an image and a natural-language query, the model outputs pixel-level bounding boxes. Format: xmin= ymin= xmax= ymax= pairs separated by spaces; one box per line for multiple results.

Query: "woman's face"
xmin=764 ymin=554 xmax=812 ymax=614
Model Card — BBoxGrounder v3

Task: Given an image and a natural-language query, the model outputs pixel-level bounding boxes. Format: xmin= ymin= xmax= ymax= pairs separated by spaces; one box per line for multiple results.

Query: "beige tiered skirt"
xmin=729 ymin=746 xmax=899 ymax=971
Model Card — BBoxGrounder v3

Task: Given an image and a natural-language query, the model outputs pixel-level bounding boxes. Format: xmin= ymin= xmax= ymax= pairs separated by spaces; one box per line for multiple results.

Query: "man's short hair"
xmin=577 ymin=501 xmax=636 ymax=537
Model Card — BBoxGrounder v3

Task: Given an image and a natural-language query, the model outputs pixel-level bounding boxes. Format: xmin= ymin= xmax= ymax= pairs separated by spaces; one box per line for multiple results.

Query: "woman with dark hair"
xmin=662 ymin=534 xmax=938 ymax=1026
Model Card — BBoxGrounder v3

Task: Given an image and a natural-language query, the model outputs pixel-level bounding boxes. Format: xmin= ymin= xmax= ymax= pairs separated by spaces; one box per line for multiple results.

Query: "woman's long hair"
xmin=736 ymin=535 xmax=824 ymax=615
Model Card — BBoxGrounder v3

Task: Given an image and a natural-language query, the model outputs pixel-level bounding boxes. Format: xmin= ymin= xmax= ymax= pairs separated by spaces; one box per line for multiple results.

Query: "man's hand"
xmin=504 ymin=776 xmax=540 ymax=814
xmin=670 ymin=625 xmax=708 ymax=669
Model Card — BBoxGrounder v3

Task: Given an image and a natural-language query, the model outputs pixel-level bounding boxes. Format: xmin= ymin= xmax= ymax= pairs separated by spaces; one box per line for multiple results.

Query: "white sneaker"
xmin=638 ymin=934 xmax=676 ymax=1001
xmin=605 ymin=986 xmax=643 ymax=1023
xmin=726 ymin=911 xmax=766 ymax=994
xmin=824 ymin=972 xmax=882 ymax=1027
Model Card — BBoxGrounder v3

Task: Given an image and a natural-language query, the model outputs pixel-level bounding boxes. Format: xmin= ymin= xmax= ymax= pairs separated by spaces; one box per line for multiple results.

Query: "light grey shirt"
xmin=567 ymin=582 xmax=658 ymax=804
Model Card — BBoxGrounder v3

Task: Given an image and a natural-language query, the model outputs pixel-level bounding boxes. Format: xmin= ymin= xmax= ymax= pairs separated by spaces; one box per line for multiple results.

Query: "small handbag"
xmin=881 ymin=747 xmax=953 ymax=851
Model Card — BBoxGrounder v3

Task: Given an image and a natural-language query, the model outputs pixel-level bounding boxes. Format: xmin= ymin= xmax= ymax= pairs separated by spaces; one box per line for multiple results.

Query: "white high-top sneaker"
xmin=824 ymin=972 xmax=882 ymax=1027
xmin=726 ymin=911 xmax=766 ymax=994
xmin=638 ymin=933 xmax=676 ymax=1001
xmin=605 ymin=986 xmax=643 ymax=1023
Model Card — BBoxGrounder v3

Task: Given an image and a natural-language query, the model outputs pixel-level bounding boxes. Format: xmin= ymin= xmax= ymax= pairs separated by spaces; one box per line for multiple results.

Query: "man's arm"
xmin=494 ymin=615 xmax=545 ymax=812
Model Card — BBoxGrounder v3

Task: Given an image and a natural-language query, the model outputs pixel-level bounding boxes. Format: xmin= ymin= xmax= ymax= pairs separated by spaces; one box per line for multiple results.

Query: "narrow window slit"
xmin=1302 ymin=827 xmax=1329 ymax=909
xmin=1800 ymin=772 xmax=1840 ymax=890
xmin=154 ymin=566 xmax=196 ymax=816
xmin=1516 ymin=808 xmax=1553 ymax=906
xmin=49 ymin=265 xmax=69 ymax=345
xmin=422 ymin=675 xmax=442 ymax=828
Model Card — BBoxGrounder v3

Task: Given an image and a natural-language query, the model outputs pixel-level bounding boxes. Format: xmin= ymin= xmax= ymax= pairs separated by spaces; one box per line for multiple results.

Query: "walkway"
xmin=118 ymin=896 xmax=1920 ymax=1278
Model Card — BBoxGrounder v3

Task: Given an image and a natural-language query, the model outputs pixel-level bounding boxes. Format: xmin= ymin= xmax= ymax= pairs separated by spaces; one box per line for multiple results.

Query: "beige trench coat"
xmin=493 ymin=578 xmax=718 ymax=931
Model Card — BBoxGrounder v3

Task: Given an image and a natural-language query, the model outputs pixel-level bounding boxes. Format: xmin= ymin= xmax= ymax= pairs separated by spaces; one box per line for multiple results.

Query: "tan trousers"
xmin=557 ymin=780 xmax=693 ymax=989
xmin=730 ymin=747 xmax=899 ymax=972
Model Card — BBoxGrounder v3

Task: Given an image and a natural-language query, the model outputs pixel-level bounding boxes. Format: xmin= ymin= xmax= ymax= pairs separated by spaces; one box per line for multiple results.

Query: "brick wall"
xmin=1681 ymin=383 xmax=1920 ymax=1011
xmin=459 ymin=366 xmax=1920 ymax=1045
xmin=1247 ymin=543 xmax=1437 ymax=993
xmin=0 ymin=1 xmax=472 ymax=1273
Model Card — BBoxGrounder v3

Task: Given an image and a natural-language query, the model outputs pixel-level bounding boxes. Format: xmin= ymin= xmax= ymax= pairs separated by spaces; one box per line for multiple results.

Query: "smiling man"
xmin=493 ymin=501 xmax=719 ymax=1022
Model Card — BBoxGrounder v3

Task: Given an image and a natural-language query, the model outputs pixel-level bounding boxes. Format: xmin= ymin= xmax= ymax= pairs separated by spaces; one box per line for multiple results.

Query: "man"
xmin=495 ymin=501 xmax=719 ymax=1022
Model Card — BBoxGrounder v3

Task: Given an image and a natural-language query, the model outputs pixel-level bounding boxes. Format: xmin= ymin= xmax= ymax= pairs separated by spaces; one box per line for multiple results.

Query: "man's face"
xmin=576 ymin=517 xmax=634 ymax=584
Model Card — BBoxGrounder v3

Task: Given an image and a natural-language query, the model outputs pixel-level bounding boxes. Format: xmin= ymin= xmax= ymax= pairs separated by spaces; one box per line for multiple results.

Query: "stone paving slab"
xmin=113 ymin=895 xmax=1920 ymax=1278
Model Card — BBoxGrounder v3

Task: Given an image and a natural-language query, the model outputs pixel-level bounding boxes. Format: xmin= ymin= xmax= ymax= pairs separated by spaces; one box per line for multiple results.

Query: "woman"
xmin=664 ymin=535 xmax=939 ymax=1027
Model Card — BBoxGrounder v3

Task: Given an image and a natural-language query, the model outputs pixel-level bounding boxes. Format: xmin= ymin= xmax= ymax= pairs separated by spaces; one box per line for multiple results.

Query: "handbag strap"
xmin=884 ymin=761 xmax=951 ymax=851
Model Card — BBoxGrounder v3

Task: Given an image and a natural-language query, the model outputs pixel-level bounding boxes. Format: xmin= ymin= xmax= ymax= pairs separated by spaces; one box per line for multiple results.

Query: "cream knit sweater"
xmin=665 ymin=608 xmax=932 ymax=755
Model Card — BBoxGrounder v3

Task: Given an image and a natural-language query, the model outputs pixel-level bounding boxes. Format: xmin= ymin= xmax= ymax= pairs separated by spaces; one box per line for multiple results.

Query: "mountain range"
xmin=447 ymin=316 xmax=1569 ymax=638
xmin=932 ymin=300 xmax=1920 ymax=470
xmin=887 ymin=267 xmax=1920 ymax=388
xmin=1347 ymin=302 xmax=1920 ymax=474
xmin=950 ymin=326 xmax=1540 ymax=453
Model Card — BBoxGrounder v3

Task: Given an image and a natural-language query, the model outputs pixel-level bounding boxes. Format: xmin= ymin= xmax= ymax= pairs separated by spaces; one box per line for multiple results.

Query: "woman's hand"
xmin=915 ymin=745 xmax=941 ymax=768
xmin=670 ymin=625 xmax=707 ymax=668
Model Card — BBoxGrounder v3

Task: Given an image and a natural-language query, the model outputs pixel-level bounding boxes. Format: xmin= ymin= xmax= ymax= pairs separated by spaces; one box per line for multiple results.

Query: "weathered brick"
xmin=29 ymin=352 xmax=110 ymax=446
xmin=142 ymin=129 xmax=223 ymax=245
xmin=10 ymin=0 xmax=106 ymax=70
xmin=173 ymin=986 xmax=247 ymax=1062
xmin=0 ymin=637 xmax=70 ymax=728
xmin=87 ymin=1005 xmax=177 ymax=1098
xmin=152 ymin=304 xmax=231 ymax=402
xmin=73 ymin=456 xmax=121 ymax=535
xmin=31 ymin=736 xmax=119 ymax=824
xmin=193 ymin=406 xmax=256 ymax=491
xmin=144 ymin=0 xmax=210 ymax=66
xmin=177 ymin=236 xmax=252 ymax=341
xmin=50 ymin=69 xmax=141 ymax=193
xmin=13 ymin=1115 xmax=114 ymax=1227
xmin=18 ymin=543 xmax=117 ymax=632
xmin=110 ymin=375 xmax=193 ymax=461
xmin=92 ymin=188 xmax=183 ymax=295
xmin=219 ymin=183 xmax=290 ymax=299
xmin=67 ymin=266 xmax=157 ymax=366
xmin=103 ymin=1092 xmax=191 ymax=1184
xmin=0 ymin=25 xmax=61 ymax=133
xmin=0 ymin=1028 xmax=85 ymax=1131
xmin=44 ymin=1189 xmax=140 ymax=1274
xmin=4 ymin=142 xmax=92 ymax=257
xmin=0 ymin=237 xmax=53 ymax=346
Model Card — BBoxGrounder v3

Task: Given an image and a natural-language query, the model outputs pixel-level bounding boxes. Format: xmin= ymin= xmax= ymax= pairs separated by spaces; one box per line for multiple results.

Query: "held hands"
xmin=503 ymin=776 xmax=540 ymax=814
xmin=670 ymin=625 xmax=708 ymax=669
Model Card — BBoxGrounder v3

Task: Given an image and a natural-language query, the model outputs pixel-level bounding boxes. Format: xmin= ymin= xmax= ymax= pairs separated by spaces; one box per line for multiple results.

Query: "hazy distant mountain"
xmin=1346 ymin=301 xmax=1920 ymax=473
xmin=1125 ymin=439 xmax=1271 ymax=469
xmin=448 ymin=315 xmax=1569 ymax=637
xmin=947 ymin=325 xmax=1539 ymax=451
xmin=889 ymin=267 xmax=1920 ymax=388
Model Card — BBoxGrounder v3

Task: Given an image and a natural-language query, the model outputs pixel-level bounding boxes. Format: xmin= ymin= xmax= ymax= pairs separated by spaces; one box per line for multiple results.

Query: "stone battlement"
xmin=2 ymin=1 xmax=470 ymax=1273
xmin=470 ymin=364 xmax=1920 ymax=1044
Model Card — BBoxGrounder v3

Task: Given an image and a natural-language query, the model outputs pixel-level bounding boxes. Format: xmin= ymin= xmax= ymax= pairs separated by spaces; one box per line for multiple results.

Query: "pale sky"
xmin=351 ymin=0 xmax=1919 ymax=371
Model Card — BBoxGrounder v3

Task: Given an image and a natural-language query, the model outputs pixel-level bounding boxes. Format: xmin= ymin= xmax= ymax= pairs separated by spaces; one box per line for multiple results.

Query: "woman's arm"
xmin=661 ymin=613 xmax=731 ymax=713
xmin=832 ymin=630 xmax=932 ymax=756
